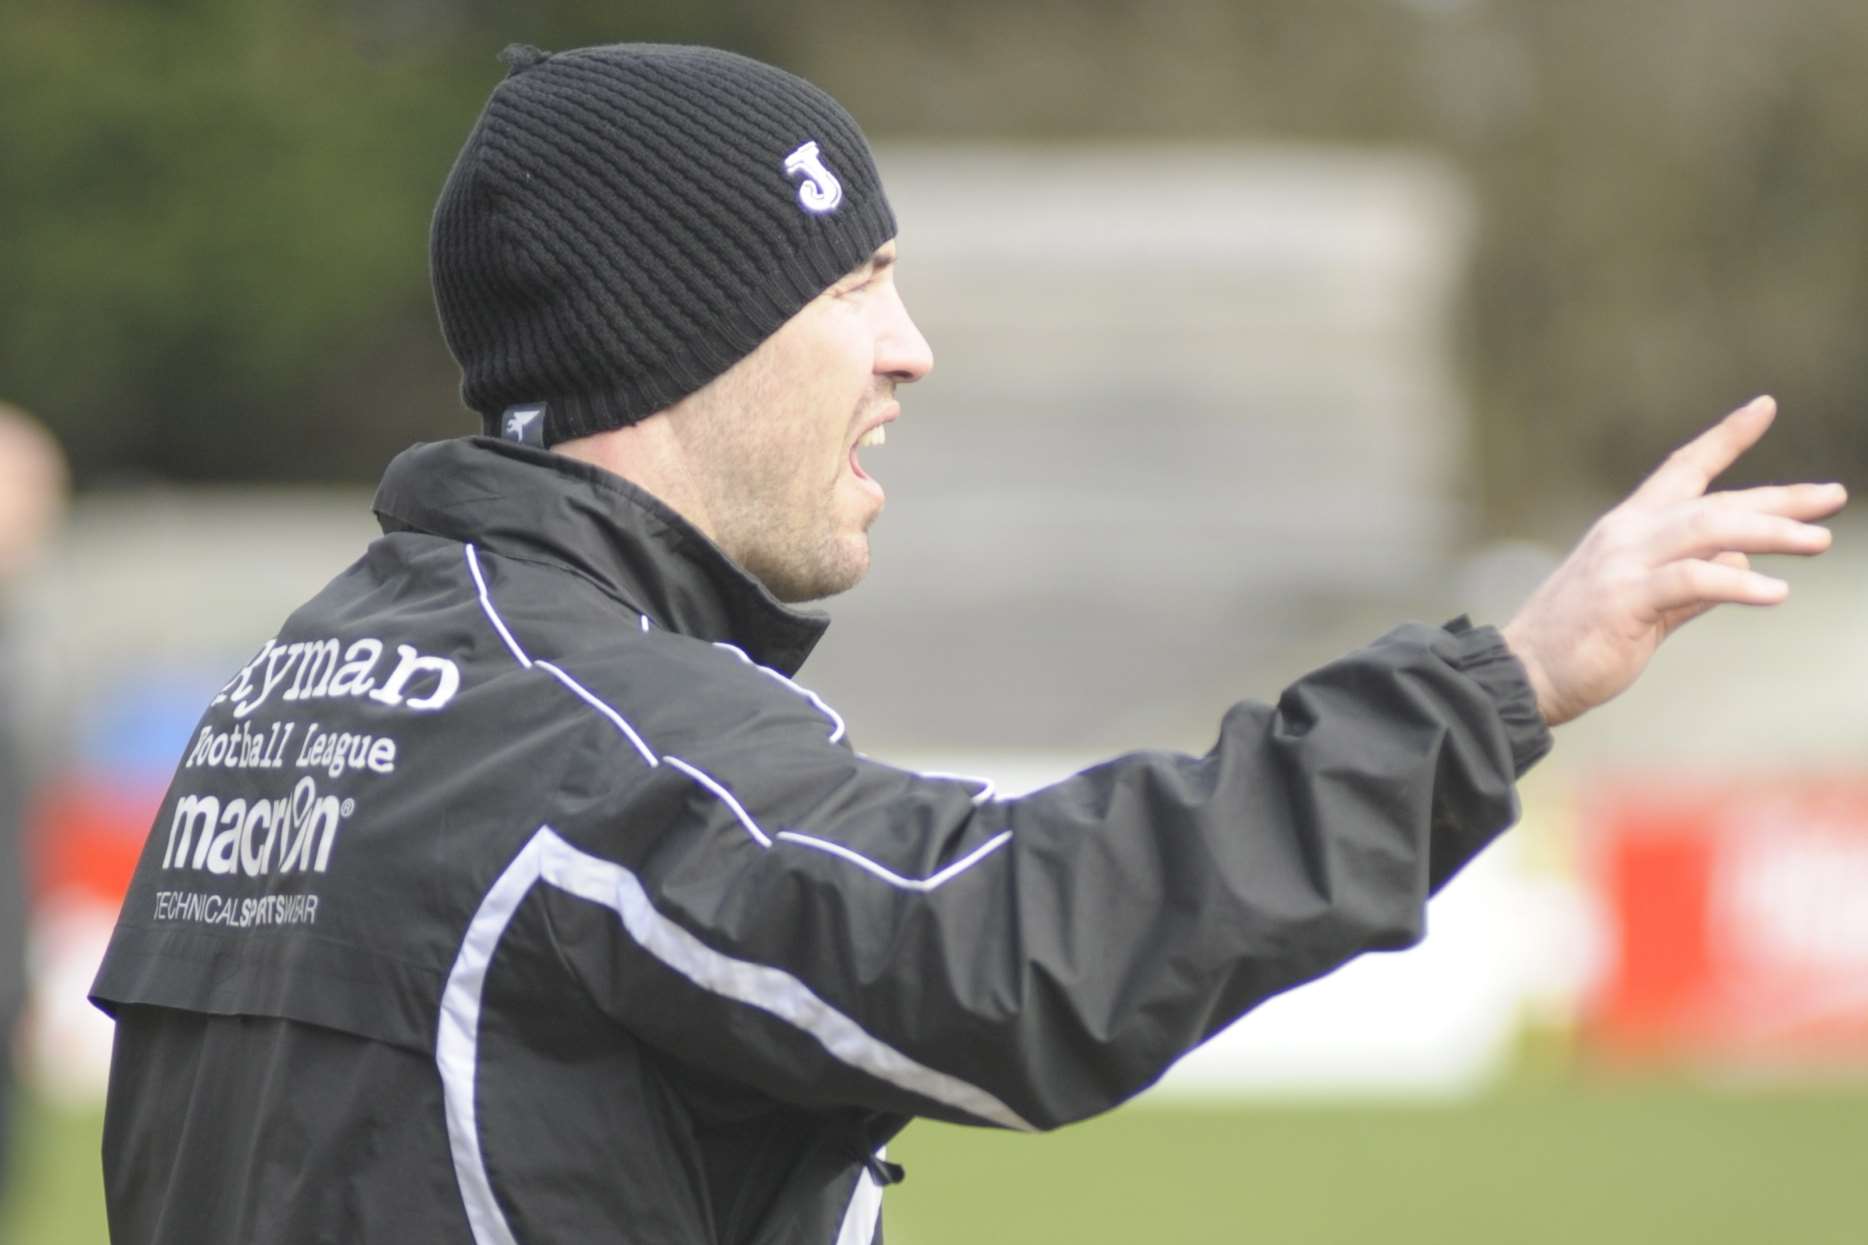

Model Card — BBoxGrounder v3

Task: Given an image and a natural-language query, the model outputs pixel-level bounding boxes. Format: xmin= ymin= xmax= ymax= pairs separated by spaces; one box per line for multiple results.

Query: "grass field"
xmin=8 ymin=1084 xmax=1867 ymax=1243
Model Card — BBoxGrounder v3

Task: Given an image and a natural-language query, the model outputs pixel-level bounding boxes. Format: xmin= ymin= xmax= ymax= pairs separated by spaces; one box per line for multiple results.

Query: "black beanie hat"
xmin=430 ymin=43 xmax=897 ymax=446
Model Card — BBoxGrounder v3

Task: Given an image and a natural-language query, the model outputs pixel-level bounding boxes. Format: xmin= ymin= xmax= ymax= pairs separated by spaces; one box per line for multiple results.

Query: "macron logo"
xmin=784 ymin=141 xmax=843 ymax=214
xmin=502 ymin=404 xmax=545 ymax=446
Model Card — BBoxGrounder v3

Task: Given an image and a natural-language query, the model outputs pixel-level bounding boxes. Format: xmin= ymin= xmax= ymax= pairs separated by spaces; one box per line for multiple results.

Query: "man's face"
xmin=679 ymin=243 xmax=933 ymax=602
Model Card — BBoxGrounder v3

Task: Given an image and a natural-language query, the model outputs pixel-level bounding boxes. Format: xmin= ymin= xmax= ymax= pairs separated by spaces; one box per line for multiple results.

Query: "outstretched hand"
xmin=1500 ymin=396 xmax=1847 ymax=727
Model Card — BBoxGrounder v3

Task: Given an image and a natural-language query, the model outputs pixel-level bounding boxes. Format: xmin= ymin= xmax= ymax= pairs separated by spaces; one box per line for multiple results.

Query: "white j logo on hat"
xmin=784 ymin=141 xmax=843 ymax=214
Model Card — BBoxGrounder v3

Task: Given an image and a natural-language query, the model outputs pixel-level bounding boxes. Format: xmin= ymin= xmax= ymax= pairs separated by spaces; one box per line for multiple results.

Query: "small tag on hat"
xmin=499 ymin=44 xmax=553 ymax=78
xmin=501 ymin=403 xmax=547 ymax=447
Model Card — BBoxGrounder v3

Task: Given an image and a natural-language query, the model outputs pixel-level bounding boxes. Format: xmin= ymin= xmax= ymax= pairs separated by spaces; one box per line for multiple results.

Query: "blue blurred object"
xmin=73 ymin=669 xmax=225 ymax=790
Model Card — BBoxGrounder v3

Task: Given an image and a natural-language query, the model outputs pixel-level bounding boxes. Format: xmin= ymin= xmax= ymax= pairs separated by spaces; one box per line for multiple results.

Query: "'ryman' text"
xmin=213 ymin=636 xmax=460 ymax=720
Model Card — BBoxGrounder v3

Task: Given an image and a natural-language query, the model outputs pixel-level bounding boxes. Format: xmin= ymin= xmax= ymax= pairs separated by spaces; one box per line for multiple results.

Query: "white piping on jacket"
xmin=913 ymin=770 xmax=999 ymax=806
xmin=774 ymin=830 xmax=1015 ymax=893
xmin=462 ymin=544 xmax=1004 ymax=891
xmin=466 ymin=543 xmax=533 ymax=669
xmin=834 ymin=1151 xmax=887 ymax=1245
xmin=535 ymin=660 xmax=659 ymax=769
xmin=437 ymin=828 xmax=1035 ymax=1244
xmin=712 ymin=641 xmax=847 ymax=745
xmin=663 ymin=756 xmax=772 ymax=848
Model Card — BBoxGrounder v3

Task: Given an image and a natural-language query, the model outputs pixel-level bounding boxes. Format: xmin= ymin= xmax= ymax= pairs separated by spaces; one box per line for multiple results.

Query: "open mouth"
xmin=849 ymin=415 xmax=891 ymax=494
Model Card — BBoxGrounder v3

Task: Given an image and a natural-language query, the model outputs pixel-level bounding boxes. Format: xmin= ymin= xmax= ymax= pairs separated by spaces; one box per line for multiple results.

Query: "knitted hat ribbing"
xmin=431 ymin=43 xmax=897 ymax=446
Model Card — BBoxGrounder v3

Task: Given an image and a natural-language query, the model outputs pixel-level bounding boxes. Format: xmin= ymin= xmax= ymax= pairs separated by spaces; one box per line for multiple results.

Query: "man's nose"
xmin=878 ymin=291 xmax=934 ymax=383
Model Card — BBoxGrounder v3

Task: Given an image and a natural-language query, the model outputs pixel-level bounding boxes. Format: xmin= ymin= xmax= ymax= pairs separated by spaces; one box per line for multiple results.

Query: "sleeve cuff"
xmin=1436 ymin=616 xmax=1553 ymax=777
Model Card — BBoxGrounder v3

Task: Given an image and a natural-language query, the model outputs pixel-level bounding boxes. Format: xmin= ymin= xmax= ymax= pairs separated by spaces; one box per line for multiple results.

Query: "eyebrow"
xmin=838 ymin=250 xmax=894 ymax=290
xmin=860 ymin=248 xmax=897 ymax=282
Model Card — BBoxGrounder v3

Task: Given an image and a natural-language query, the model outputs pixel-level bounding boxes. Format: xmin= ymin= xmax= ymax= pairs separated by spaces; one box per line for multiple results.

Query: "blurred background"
xmin=6 ymin=1 xmax=1868 ymax=1241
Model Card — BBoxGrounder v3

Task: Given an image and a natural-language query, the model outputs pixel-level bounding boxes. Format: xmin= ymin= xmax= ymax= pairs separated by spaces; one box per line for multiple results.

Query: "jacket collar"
xmin=371 ymin=437 xmax=829 ymax=676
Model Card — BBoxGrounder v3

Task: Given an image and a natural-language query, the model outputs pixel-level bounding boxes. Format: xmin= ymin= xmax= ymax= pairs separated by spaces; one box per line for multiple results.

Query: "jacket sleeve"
xmin=541 ymin=618 xmax=1550 ymax=1131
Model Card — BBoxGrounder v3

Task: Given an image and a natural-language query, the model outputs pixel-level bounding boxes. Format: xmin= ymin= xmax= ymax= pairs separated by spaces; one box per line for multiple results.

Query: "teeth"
xmin=857 ymin=425 xmax=887 ymax=449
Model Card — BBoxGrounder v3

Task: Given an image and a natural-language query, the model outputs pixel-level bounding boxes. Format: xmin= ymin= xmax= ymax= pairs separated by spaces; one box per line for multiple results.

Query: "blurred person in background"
xmin=0 ymin=402 xmax=68 ymax=1195
xmin=86 ymin=43 xmax=1846 ymax=1245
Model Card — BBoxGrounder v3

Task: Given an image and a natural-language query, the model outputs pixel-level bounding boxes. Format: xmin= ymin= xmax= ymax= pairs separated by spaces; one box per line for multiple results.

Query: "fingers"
xmin=1658 ymin=551 xmax=1752 ymax=632
xmin=1710 ymin=481 xmax=1850 ymax=521
xmin=1647 ymin=505 xmax=1832 ymax=563
xmin=1628 ymin=396 xmax=1776 ymax=508
xmin=1647 ymin=557 xmax=1789 ymax=616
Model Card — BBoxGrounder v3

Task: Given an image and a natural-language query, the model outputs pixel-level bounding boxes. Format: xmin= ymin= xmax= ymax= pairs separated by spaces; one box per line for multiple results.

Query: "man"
xmin=91 ymin=42 xmax=1844 ymax=1245
xmin=0 ymin=402 xmax=66 ymax=1194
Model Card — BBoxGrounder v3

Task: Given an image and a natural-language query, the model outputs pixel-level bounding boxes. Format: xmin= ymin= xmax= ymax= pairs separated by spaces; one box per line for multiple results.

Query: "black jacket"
xmin=92 ymin=436 xmax=1551 ymax=1244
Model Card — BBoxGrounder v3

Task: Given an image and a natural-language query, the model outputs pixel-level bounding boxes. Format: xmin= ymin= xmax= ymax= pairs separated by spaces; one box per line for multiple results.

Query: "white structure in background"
xmin=809 ymin=146 xmax=1477 ymax=751
xmin=1156 ymin=822 xmax=1602 ymax=1098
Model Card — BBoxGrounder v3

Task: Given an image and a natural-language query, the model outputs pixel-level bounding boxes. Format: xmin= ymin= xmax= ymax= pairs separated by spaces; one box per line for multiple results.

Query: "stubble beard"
xmin=687 ymin=346 xmax=882 ymax=604
xmin=739 ymin=503 xmax=872 ymax=603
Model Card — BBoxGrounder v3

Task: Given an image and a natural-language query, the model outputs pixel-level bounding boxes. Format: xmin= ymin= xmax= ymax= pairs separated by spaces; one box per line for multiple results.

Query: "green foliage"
xmin=2 ymin=1 xmax=473 ymax=479
xmin=0 ymin=0 xmax=788 ymax=483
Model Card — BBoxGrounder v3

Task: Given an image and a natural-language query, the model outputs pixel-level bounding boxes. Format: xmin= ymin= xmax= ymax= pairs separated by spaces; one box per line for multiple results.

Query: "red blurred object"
xmin=30 ymin=779 xmax=162 ymax=908
xmin=1585 ymin=777 xmax=1868 ymax=1068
